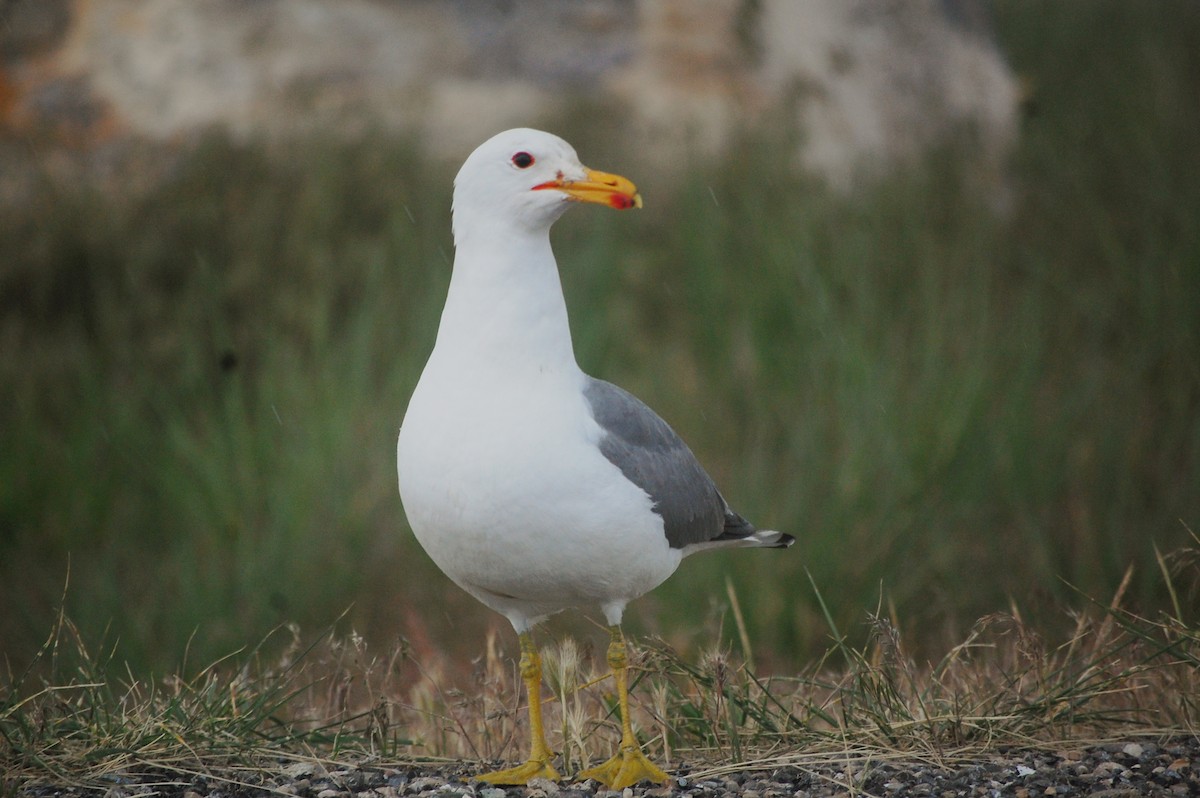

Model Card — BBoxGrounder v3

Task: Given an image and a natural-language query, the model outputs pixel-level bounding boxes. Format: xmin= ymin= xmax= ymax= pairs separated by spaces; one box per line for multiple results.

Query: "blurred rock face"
xmin=0 ymin=0 xmax=1017 ymax=185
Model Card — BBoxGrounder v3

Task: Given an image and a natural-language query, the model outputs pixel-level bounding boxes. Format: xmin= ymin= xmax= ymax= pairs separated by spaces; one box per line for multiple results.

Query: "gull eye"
xmin=511 ymin=151 xmax=535 ymax=169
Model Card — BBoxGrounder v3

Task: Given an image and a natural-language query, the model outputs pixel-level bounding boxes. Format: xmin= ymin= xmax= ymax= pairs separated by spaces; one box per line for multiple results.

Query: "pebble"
xmin=406 ymin=777 xmax=447 ymax=793
xmin=285 ymin=763 xmax=321 ymax=780
xmin=1122 ymin=743 xmax=1145 ymax=759
xmin=528 ymin=778 xmax=560 ymax=794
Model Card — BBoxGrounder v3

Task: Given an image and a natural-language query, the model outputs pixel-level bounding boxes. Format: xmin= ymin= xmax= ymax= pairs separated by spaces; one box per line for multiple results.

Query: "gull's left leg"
xmin=476 ymin=631 xmax=562 ymax=784
xmin=577 ymin=625 xmax=670 ymax=789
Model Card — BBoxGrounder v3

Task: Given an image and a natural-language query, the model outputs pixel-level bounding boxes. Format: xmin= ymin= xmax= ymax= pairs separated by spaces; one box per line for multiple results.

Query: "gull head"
xmin=452 ymin=128 xmax=641 ymax=243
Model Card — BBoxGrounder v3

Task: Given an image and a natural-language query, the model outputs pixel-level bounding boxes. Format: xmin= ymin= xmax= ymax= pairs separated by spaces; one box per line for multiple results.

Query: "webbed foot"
xmin=578 ymin=745 xmax=670 ymax=790
xmin=476 ymin=757 xmax=561 ymax=785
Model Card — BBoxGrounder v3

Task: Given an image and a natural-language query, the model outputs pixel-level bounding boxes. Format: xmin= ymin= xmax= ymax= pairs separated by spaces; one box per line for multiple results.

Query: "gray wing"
xmin=583 ymin=377 xmax=758 ymax=549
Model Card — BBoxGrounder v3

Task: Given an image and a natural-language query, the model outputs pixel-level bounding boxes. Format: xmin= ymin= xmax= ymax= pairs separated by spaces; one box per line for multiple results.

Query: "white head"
xmin=451 ymin=128 xmax=641 ymax=245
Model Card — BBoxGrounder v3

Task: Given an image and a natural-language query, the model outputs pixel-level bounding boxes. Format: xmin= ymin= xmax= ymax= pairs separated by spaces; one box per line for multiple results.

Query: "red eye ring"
xmin=512 ymin=151 xmax=535 ymax=169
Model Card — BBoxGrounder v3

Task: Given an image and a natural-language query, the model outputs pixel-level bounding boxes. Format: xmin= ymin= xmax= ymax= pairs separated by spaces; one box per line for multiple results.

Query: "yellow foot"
xmin=578 ymin=746 xmax=670 ymax=790
xmin=475 ymin=758 xmax=561 ymax=786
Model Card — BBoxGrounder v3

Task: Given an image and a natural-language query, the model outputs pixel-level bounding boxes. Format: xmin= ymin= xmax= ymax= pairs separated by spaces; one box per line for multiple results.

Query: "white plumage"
xmin=396 ymin=128 xmax=791 ymax=788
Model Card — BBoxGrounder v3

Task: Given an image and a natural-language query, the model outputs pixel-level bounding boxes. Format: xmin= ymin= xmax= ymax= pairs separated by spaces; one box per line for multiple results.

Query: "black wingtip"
xmin=771 ymin=532 xmax=796 ymax=549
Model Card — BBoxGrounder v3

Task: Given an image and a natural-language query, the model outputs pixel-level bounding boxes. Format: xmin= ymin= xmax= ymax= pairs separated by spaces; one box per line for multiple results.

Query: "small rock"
xmin=773 ymin=767 xmax=801 ymax=782
xmin=479 ymin=789 xmax=505 ymax=798
xmin=316 ymin=790 xmax=343 ymax=798
xmin=407 ymin=778 xmax=444 ymax=793
xmin=331 ymin=771 xmax=360 ymax=790
xmin=528 ymin=777 xmax=559 ymax=794
xmin=1122 ymin=743 xmax=1144 ymax=759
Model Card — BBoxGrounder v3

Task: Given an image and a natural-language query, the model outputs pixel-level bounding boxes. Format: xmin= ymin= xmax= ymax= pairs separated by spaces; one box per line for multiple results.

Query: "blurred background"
xmin=1 ymin=0 xmax=1197 ymax=677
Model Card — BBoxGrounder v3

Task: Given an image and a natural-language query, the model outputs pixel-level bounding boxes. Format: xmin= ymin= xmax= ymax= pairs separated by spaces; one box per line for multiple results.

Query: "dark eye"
xmin=511 ymin=151 xmax=535 ymax=169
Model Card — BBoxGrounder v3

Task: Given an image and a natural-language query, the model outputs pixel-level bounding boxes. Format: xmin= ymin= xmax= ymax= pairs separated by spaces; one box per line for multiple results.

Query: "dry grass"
xmin=4 ymin=542 xmax=1198 ymax=791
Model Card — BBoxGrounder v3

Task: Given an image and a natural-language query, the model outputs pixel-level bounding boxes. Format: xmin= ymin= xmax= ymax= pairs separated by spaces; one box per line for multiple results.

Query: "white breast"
xmin=397 ymin=358 xmax=682 ymax=625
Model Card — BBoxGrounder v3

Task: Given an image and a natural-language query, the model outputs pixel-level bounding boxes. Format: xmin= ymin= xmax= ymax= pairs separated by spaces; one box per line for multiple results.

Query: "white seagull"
xmin=396 ymin=128 xmax=793 ymax=789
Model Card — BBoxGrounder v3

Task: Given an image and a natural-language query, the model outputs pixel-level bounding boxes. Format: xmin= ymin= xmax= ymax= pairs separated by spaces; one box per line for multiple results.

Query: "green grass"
xmin=1 ymin=0 xmax=1199 ymax=679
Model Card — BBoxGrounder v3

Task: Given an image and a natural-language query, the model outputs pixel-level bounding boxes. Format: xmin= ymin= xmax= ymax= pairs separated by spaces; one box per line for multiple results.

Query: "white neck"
xmin=432 ymin=221 xmax=578 ymax=377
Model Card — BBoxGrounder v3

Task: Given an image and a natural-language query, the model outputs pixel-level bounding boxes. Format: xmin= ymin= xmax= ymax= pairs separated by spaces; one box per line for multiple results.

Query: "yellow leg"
xmin=476 ymin=632 xmax=562 ymax=785
xmin=577 ymin=626 xmax=671 ymax=789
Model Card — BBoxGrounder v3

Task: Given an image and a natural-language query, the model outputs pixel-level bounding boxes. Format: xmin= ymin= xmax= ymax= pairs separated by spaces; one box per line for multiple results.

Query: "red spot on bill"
xmin=609 ymin=193 xmax=637 ymax=210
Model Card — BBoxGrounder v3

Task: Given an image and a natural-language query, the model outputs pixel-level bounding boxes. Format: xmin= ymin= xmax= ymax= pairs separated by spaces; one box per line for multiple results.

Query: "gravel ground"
xmin=16 ymin=738 xmax=1198 ymax=798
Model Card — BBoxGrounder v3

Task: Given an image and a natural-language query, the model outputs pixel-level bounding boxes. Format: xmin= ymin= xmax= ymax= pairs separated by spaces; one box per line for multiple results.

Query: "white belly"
xmin=397 ymin=364 xmax=681 ymax=626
